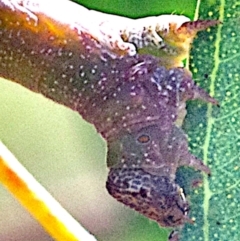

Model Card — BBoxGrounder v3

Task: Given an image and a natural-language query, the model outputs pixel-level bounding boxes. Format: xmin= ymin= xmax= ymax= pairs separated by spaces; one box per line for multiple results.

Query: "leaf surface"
xmin=180 ymin=0 xmax=240 ymax=240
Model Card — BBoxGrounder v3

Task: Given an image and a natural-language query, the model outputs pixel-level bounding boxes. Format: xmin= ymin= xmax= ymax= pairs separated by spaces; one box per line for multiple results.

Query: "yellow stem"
xmin=0 ymin=141 xmax=97 ymax=241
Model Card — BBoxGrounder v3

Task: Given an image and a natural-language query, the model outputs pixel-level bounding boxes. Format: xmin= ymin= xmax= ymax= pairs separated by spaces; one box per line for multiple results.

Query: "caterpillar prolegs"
xmin=0 ymin=0 xmax=219 ymax=238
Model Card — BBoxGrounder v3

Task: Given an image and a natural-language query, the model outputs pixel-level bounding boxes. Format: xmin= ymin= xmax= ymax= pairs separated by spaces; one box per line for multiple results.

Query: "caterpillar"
xmin=0 ymin=0 xmax=219 ymax=236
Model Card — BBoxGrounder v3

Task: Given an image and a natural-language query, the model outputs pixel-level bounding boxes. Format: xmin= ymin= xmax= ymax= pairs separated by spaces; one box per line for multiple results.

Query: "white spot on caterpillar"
xmin=80 ymin=54 xmax=86 ymax=59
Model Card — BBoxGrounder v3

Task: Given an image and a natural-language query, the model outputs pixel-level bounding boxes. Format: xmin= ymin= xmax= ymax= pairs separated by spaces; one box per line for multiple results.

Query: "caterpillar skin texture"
xmin=0 ymin=0 xmax=218 ymax=229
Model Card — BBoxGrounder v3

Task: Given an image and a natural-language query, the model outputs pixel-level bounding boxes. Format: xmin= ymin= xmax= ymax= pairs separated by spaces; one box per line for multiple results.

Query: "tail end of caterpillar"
xmin=177 ymin=19 xmax=221 ymax=35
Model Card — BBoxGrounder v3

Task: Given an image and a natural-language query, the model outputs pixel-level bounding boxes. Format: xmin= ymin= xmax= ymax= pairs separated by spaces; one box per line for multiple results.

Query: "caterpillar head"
xmin=106 ymin=167 xmax=192 ymax=227
xmin=106 ymin=124 xmax=210 ymax=227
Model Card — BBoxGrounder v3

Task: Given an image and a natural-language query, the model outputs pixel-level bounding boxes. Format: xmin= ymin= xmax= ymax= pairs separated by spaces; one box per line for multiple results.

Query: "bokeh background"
xmin=0 ymin=0 xmax=196 ymax=240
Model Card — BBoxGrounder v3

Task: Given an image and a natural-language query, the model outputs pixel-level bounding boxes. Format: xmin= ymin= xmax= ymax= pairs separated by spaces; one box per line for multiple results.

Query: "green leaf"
xmin=75 ymin=0 xmax=196 ymax=18
xmin=181 ymin=0 xmax=240 ymax=240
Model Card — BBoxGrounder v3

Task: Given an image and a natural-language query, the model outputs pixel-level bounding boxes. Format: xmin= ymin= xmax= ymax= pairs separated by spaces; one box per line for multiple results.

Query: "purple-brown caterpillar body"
xmin=0 ymin=0 xmax=219 ymax=235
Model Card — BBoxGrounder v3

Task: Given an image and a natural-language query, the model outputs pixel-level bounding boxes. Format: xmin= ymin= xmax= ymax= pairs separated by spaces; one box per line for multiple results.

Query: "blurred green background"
xmin=0 ymin=0 xmax=196 ymax=240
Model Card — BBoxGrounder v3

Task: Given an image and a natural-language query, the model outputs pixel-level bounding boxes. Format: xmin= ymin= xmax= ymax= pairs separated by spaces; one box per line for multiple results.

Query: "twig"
xmin=0 ymin=141 xmax=97 ymax=241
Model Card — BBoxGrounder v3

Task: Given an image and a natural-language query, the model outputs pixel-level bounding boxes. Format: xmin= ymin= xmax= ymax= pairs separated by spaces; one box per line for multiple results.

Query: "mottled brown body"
xmin=0 ymin=0 xmax=218 ymax=231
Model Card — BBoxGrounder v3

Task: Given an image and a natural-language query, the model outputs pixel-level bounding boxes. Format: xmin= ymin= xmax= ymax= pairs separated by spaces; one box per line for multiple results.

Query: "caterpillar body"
xmin=0 ymin=0 xmax=219 ymax=236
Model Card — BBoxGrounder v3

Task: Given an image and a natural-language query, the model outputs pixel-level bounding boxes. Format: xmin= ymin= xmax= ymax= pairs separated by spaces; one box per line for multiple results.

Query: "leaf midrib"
xmin=201 ymin=0 xmax=225 ymax=241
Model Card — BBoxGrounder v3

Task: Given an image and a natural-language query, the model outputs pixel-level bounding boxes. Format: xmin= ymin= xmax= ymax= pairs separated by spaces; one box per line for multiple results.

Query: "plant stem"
xmin=0 ymin=141 xmax=97 ymax=241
